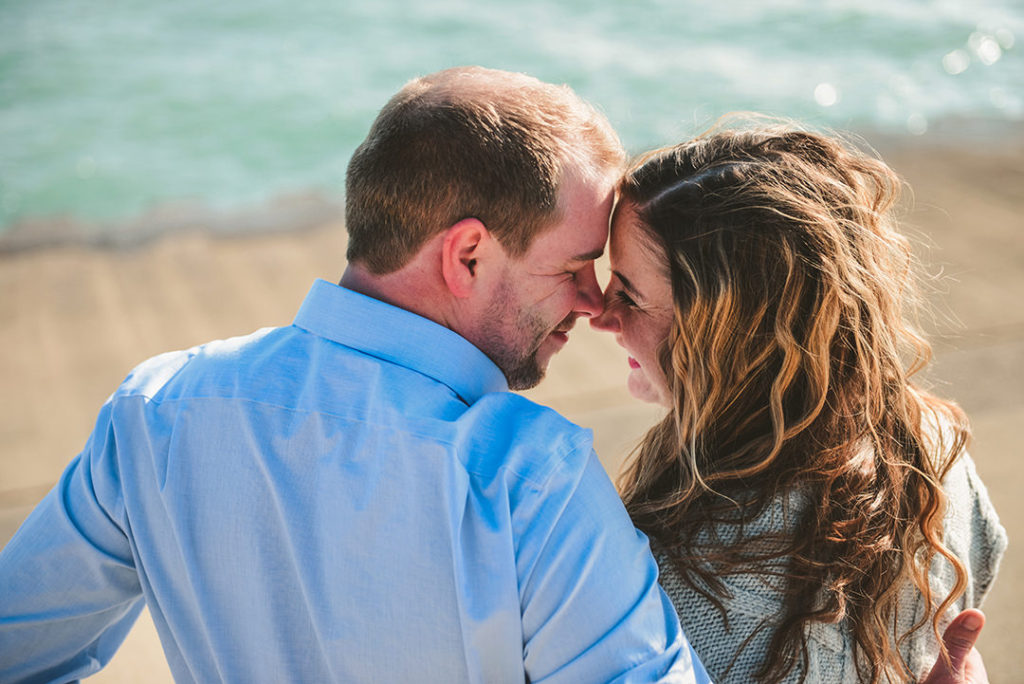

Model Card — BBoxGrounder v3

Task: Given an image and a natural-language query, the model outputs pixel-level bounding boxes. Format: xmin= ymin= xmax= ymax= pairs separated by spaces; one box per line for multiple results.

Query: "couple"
xmin=0 ymin=67 xmax=1003 ymax=682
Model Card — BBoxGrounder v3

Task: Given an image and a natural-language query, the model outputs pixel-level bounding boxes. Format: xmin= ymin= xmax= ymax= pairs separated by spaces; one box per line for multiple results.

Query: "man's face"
xmin=478 ymin=173 xmax=613 ymax=390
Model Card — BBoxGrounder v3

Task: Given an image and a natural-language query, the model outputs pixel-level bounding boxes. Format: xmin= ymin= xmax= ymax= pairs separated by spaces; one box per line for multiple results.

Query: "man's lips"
xmin=550 ymin=330 xmax=570 ymax=343
xmin=628 ymin=357 xmax=640 ymax=369
xmin=550 ymin=321 xmax=575 ymax=343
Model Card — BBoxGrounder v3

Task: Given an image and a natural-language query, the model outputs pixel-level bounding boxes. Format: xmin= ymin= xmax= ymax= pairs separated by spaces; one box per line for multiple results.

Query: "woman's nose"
xmin=589 ymin=298 xmax=620 ymax=332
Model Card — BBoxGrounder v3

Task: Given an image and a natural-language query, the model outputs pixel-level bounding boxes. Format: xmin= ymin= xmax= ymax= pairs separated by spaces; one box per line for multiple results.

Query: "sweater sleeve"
xmin=959 ymin=452 xmax=1008 ymax=604
xmin=904 ymin=450 xmax=1008 ymax=678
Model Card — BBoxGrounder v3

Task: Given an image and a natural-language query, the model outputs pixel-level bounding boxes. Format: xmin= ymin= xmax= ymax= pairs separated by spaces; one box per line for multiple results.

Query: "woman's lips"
xmin=628 ymin=357 xmax=640 ymax=369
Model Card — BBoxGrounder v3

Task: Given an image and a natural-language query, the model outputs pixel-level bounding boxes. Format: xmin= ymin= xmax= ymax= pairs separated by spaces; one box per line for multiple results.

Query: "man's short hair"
xmin=345 ymin=66 xmax=624 ymax=273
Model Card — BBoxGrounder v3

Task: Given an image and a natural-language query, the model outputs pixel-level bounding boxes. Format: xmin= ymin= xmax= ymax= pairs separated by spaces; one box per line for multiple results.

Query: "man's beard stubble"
xmin=481 ymin=280 xmax=567 ymax=391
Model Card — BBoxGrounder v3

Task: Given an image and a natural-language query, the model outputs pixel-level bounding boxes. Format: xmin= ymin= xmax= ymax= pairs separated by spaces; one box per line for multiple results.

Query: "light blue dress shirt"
xmin=0 ymin=279 xmax=710 ymax=683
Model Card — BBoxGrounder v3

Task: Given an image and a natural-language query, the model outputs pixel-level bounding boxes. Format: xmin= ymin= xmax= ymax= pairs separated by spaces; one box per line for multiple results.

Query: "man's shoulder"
xmin=112 ymin=326 xmax=285 ymax=402
xmin=453 ymin=392 xmax=595 ymax=489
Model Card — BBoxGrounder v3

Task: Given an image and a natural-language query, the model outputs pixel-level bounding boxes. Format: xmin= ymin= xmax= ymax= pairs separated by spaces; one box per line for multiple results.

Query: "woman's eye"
xmin=613 ymin=290 xmax=637 ymax=308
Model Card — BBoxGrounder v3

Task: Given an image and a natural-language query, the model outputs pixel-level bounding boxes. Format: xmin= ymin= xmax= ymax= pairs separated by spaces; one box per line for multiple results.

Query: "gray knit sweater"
xmin=658 ymin=452 xmax=1007 ymax=683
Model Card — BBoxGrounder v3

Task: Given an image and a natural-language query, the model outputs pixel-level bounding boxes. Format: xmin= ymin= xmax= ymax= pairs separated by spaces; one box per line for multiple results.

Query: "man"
xmin=0 ymin=67 xmax=708 ymax=682
xmin=0 ymin=67 xmax=987 ymax=684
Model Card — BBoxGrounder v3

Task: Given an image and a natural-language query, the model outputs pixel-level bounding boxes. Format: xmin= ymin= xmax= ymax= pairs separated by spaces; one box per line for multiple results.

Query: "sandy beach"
xmin=1 ymin=137 xmax=1021 ymax=680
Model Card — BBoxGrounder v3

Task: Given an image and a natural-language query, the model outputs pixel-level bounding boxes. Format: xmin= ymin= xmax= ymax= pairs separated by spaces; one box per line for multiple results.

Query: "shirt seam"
xmin=111 ymin=392 xmax=581 ymax=489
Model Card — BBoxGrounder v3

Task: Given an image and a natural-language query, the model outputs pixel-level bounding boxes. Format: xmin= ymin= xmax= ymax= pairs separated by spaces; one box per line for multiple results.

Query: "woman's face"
xmin=590 ymin=203 xmax=675 ymax=406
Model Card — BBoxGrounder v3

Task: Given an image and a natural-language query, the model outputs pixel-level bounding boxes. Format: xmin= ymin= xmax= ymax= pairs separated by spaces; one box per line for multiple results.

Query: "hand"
xmin=921 ymin=609 xmax=988 ymax=684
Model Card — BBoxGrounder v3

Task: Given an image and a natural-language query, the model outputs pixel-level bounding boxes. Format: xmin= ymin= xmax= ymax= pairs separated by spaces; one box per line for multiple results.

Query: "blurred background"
xmin=2 ymin=0 xmax=1021 ymax=246
xmin=1 ymin=0 xmax=1020 ymax=680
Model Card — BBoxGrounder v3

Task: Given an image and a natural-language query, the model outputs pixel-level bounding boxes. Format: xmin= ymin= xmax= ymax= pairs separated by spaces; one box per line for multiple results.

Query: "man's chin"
xmin=501 ymin=331 xmax=567 ymax=391
xmin=504 ymin=361 xmax=546 ymax=391
xmin=502 ymin=345 xmax=551 ymax=391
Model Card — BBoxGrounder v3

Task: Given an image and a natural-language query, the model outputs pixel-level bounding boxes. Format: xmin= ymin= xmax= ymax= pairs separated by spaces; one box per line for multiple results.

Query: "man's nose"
xmin=589 ymin=297 xmax=620 ymax=332
xmin=573 ymin=263 xmax=604 ymax=318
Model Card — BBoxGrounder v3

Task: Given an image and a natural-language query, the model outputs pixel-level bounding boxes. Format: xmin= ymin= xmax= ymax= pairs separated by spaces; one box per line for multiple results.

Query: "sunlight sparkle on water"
xmin=814 ymin=82 xmax=839 ymax=107
xmin=907 ymin=113 xmax=928 ymax=135
xmin=942 ymin=49 xmax=970 ymax=75
xmin=969 ymin=32 xmax=1004 ymax=65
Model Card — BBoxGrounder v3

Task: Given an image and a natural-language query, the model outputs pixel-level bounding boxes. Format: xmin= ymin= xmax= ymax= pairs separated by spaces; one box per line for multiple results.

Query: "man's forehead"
xmin=527 ymin=222 xmax=608 ymax=267
xmin=520 ymin=174 xmax=613 ymax=264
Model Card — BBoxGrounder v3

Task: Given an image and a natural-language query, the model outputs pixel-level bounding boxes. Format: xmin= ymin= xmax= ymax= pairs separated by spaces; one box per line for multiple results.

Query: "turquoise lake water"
xmin=1 ymin=0 xmax=1021 ymax=244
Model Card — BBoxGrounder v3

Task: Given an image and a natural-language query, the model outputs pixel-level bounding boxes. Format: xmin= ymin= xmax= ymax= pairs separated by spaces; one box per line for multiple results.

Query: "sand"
xmin=1 ymin=137 xmax=1020 ymax=681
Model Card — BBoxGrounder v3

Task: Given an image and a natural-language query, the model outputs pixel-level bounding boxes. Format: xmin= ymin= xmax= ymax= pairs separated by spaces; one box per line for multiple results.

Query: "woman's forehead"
xmin=610 ymin=207 xmax=664 ymax=268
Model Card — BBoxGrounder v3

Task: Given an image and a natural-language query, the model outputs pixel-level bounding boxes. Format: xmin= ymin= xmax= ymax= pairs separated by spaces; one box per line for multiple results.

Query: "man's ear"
xmin=441 ymin=218 xmax=490 ymax=298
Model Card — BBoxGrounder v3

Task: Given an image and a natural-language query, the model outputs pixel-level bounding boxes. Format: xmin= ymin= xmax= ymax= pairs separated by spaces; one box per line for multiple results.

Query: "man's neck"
xmin=339 ymin=263 xmax=398 ymax=308
xmin=339 ymin=262 xmax=453 ymax=331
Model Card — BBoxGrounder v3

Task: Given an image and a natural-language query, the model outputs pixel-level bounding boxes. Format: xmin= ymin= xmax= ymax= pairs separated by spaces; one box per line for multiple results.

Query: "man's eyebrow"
xmin=570 ymin=247 xmax=605 ymax=263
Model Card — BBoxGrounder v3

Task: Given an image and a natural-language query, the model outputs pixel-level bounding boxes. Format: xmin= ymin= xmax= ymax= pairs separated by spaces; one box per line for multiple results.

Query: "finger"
xmin=963 ymin=647 xmax=989 ymax=684
xmin=922 ymin=609 xmax=985 ymax=683
xmin=942 ymin=609 xmax=985 ymax=668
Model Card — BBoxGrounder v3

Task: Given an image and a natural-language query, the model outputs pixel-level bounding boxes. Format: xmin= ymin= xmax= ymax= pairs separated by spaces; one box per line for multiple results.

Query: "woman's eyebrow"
xmin=613 ymin=270 xmax=641 ymax=297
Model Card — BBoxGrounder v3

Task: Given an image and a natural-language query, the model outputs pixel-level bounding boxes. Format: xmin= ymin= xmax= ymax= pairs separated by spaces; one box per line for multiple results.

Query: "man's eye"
xmin=614 ymin=290 xmax=637 ymax=308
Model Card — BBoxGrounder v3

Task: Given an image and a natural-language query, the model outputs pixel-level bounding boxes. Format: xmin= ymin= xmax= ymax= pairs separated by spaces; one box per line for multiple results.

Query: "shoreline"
xmin=1 ymin=133 xmax=1021 ymax=681
xmin=3 ymin=118 xmax=1022 ymax=255
xmin=0 ymin=191 xmax=346 ymax=254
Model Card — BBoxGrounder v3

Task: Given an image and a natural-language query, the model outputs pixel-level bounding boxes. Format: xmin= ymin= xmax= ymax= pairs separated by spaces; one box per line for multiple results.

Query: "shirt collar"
xmin=293 ymin=279 xmax=509 ymax=404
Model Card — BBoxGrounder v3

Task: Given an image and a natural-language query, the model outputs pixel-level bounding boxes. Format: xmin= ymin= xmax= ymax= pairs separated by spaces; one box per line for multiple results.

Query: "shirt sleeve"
xmin=515 ymin=449 xmax=711 ymax=684
xmin=0 ymin=400 xmax=145 ymax=683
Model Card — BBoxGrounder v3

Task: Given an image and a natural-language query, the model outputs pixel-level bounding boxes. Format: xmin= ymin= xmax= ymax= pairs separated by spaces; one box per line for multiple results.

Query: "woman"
xmin=591 ymin=123 xmax=1006 ymax=683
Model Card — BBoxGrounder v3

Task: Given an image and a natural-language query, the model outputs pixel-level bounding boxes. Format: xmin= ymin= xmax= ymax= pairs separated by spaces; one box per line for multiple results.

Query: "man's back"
xmin=0 ymin=281 xmax=700 ymax=683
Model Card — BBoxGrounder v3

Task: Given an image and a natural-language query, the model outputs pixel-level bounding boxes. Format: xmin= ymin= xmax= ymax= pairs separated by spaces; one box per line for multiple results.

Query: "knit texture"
xmin=659 ymin=451 xmax=1007 ymax=683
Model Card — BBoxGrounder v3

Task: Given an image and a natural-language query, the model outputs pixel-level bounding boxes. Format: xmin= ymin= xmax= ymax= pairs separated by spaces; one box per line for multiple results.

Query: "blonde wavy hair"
xmin=618 ymin=122 xmax=970 ymax=683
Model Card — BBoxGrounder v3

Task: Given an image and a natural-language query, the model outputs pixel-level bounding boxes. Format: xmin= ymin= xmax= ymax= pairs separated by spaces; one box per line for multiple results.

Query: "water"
xmin=1 ymin=0 xmax=1021 ymax=246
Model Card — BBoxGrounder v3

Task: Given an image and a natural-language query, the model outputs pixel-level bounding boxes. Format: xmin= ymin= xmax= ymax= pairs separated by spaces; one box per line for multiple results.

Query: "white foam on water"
xmin=1 ymin=0 xmax=1021 ymax=242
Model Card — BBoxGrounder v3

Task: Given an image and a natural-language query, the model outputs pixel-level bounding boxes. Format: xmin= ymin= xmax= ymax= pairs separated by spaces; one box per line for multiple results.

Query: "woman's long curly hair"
xmin=618 ymin=121 xmax=970 ymax=683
